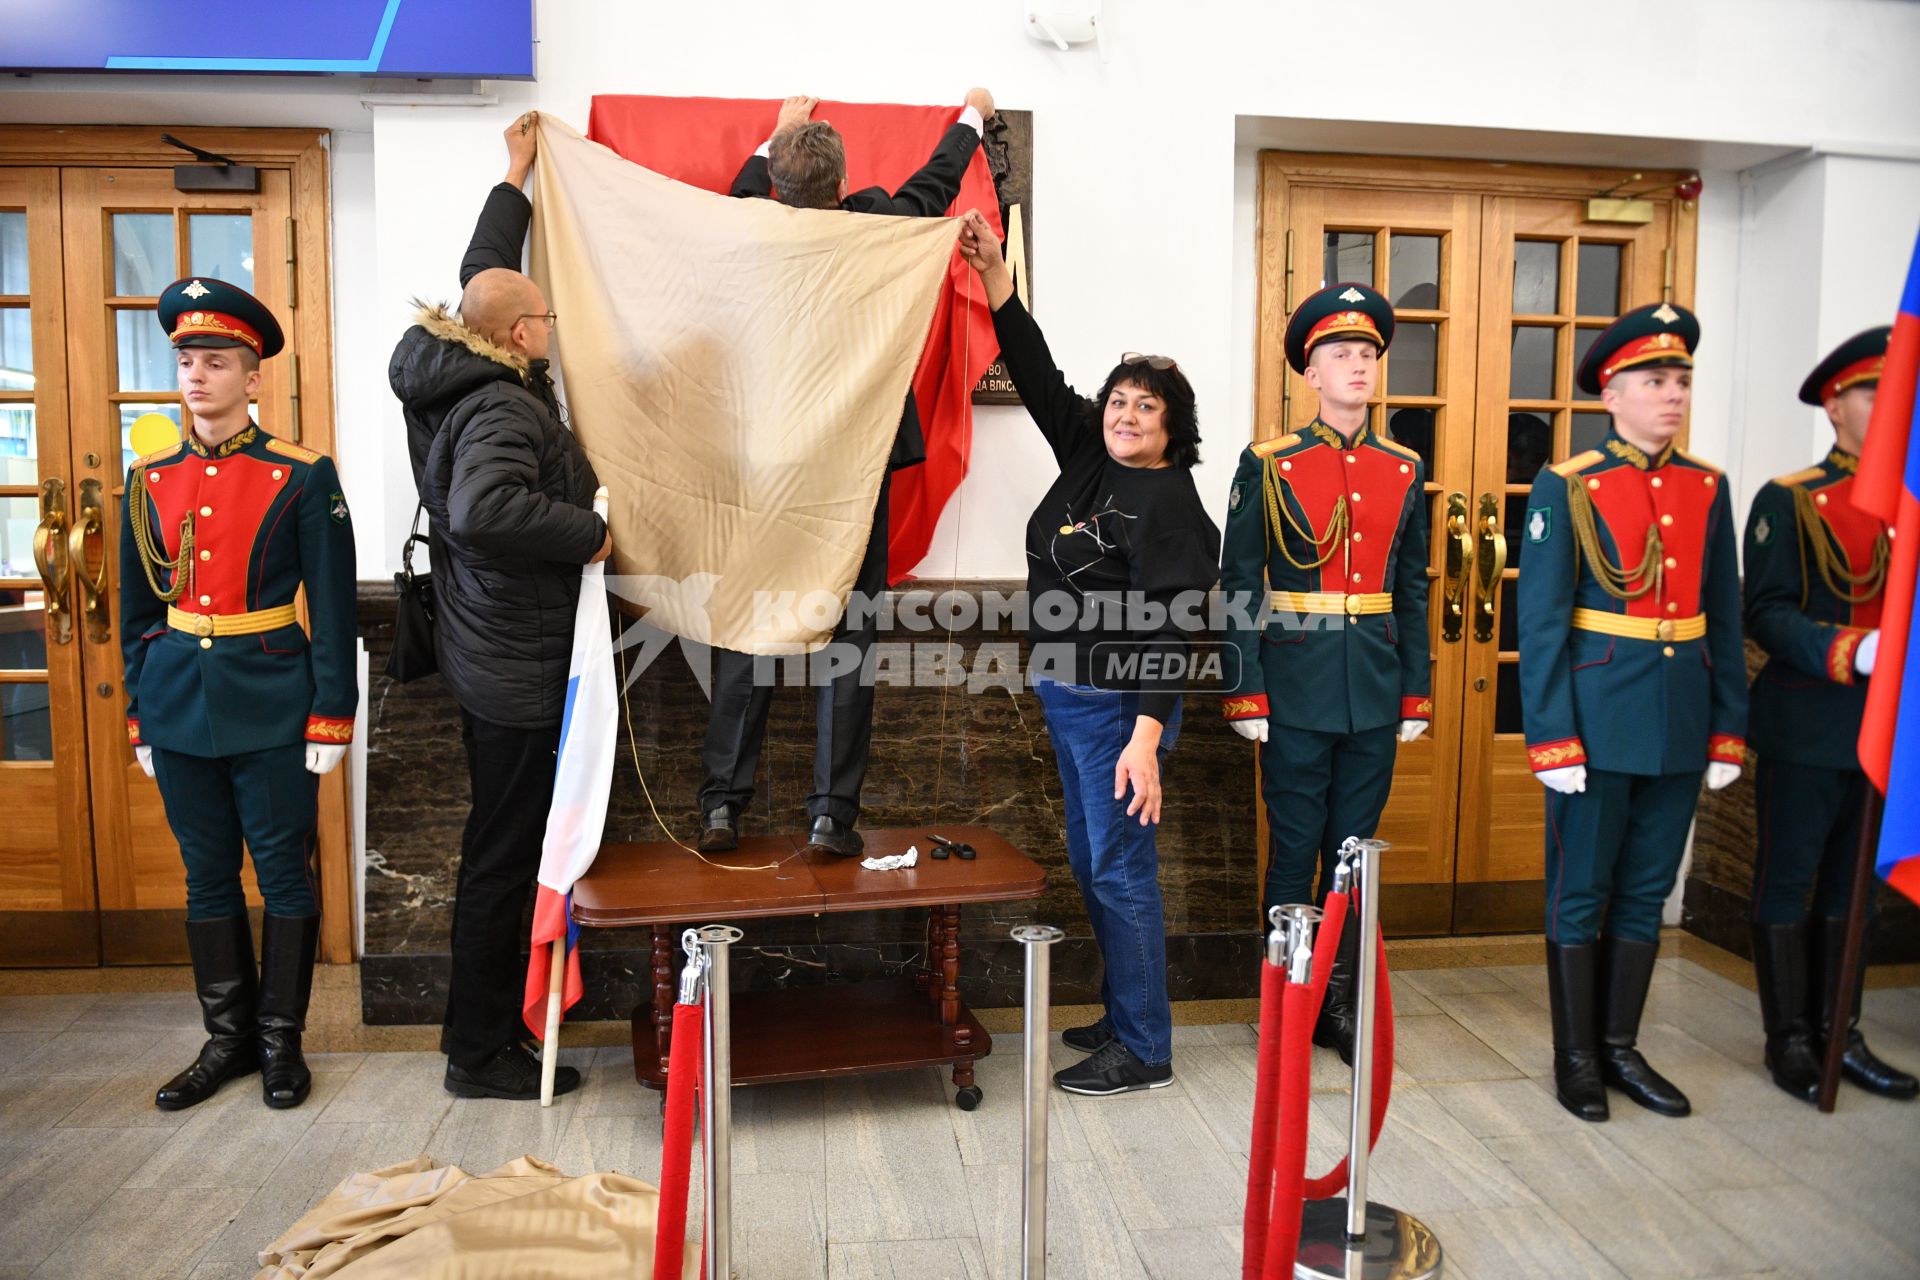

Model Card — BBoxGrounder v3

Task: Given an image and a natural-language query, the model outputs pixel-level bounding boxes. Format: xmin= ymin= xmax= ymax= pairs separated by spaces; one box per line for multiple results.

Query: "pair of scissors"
xmin=928 ymin=833 xmax=976 ymax=860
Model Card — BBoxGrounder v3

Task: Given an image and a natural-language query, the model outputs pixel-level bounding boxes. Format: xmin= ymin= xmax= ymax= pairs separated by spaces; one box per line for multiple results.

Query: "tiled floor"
xmin=1 ymin=953 xmax=1917 ymax=1278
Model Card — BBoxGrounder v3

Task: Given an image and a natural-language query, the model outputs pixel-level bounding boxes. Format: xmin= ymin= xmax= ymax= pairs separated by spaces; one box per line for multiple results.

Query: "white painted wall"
xmin=2 ymin=0 xmax=1918 ymax=582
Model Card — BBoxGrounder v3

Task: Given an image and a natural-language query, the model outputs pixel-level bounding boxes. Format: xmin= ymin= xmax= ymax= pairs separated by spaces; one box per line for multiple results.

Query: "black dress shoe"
xmin=445 ymin=1041 xmax=582 ymax=1101
xmin=804 ymin=814 xmax=863 ymax=858
xmin=1062 ymin=1018 xmax=1116 ymax=1054
xmin=156 ymin=915 xmax=258 ymax=1112
xmin=1052 ymin=1039 xmax=1172 ymax=1096
xmin=699 ymin=807 xmax=738 ymax=853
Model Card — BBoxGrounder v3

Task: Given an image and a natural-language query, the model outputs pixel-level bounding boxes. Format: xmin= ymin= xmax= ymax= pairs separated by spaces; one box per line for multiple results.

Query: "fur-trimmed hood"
xmin=411 ymin=301 xmax=528 ymax=374
xmin=388 ymin=300 xmax=531 ymax=420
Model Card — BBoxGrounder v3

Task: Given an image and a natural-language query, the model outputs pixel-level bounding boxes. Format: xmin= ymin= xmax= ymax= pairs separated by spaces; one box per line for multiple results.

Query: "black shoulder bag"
xmin=385 ymin=503 xmax=438 ymax=683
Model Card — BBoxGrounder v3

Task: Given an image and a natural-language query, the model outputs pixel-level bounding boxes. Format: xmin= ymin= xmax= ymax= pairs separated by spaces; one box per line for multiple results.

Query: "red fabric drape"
xmin=586 ymin=95 xmax=1003 ymax=581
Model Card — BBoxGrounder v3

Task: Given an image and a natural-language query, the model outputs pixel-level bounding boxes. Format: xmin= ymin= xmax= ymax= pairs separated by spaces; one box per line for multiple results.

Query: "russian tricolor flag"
xmin=1857 ymin=228 xmax=1920 ymax=906
xmin=524 ymin=490 xmax=618 ymax=1037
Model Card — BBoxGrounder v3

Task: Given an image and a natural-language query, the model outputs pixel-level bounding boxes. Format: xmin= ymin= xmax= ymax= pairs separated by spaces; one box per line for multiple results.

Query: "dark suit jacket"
xmin=730 ymin=122 xmax=981 ymax=471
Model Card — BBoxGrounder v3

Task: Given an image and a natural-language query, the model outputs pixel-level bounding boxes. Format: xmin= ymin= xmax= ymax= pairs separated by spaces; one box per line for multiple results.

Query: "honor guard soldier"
xmin=1517 ymin=302 xmax=1747 ymax=1122
xmin=120 ymin=278 xmax=357 ymax=1112
xmin=1219 ymin=282 xmax=1432 ymax=1063
xmin=1743 ymin=326 xmax=1916 ymax=1103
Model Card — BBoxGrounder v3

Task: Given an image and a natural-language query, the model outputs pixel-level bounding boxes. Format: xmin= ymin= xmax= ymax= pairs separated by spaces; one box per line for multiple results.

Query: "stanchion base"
xmin=1291 ymin=1199 xmax=1442 ymax=1280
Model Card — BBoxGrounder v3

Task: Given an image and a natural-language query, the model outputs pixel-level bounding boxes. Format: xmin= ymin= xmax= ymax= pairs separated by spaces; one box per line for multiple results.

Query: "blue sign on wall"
xmin=0 ymin=0 xmax=535 ymax=78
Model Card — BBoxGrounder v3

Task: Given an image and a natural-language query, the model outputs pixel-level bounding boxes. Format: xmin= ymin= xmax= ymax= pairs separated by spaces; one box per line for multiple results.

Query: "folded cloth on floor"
xmin=528 ymin=116 xmax=960 ymax=655
xmin=255 ymin=1155 xmax=696 ymax=1279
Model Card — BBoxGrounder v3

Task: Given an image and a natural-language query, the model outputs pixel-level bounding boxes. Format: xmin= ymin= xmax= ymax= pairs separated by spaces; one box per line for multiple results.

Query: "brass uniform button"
xmin=198 ymin=594 xmax=211 ymax=606
xmin=199 ymin=550 xmax=211 ymax=561
xmin=1660 ymin=514 xmax=1673 ymax=526
xmin=1662 ymin=645 xmax=1675 ymax=657
xmin=199 ymin=637 xmax=213 ymax=650
xmin=199 ymin=505 xmax=212 ymax=517
xmin=205 ymin=465 xmax=218 ymax=476
xmin=272 ymin=468 xmax=283 ymax=480
xmin=1650 ymin=476 xmax=1663 ymax=488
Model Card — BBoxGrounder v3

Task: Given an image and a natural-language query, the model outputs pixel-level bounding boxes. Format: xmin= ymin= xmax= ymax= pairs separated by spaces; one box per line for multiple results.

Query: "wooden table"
xmin=571 ymin=824 xmax=1046 ymax=1110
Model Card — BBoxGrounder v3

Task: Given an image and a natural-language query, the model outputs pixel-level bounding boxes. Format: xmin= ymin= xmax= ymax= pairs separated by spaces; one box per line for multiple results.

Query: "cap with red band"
xmin=1798 ymin=326 xmax=1890 ymax=406
xmin=1284 ymin=282 xmax=1396 ymax=374
xmin=1576 ymin=301 xmax=1700 ymax=395
xmin=156 ymin=277 xmax=285 ymax=360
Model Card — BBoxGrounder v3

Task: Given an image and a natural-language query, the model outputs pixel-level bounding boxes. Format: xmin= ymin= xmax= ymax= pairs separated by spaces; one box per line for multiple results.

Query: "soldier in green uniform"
xmin=121 ymin=278 xmax=358 ymax=1112
xmin=1744 ymin=325 xmax=1917 ymax=1103
xmin=1219 ymin=282 xmax=1432 ymax=1063
xmin=1517 ymin=302 xmax=1747 ymax=1122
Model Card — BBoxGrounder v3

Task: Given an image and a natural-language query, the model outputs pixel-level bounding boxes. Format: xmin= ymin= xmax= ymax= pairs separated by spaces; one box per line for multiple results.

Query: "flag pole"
xmin=1817 ymin=785 xmax=1884 ymax=1113
xmin=541 ymin=936 xmax=566 ymax=1107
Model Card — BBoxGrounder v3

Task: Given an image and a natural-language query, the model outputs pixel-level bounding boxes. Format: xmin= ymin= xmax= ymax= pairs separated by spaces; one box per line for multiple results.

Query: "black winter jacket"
xmin=388 ymin=184 xmax=603 ymax=729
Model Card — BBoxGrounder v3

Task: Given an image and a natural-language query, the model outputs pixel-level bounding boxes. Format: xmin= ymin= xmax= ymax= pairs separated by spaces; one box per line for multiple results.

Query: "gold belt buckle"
xmin=1345 ymin=594 xmax=1363 ymax=617
xmin=193 ymin=614 xmax=215 ymax=639
xmin=1656 ymin=619 xmax=1675 ymax=642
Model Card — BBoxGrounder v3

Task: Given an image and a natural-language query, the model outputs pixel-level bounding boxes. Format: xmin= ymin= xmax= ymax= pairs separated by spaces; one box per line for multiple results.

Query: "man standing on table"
xmin=1218 ymin=282 xmax=1432 ymax=1065
xmin=697 ymin=89 xmax=994 ymax=859
xmin=1517 ymin=302 xmax=1746 ymax=1123
xmin=1743 ymin=325 xmax=1916 ymax=1104
xmin=123 ymin=278 xmax=356 ymax=1112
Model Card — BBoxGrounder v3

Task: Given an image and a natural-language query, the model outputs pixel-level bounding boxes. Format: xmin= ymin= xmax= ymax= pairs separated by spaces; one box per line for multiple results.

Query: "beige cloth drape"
xmin=255 ymin=1155 xmax=696 ymax=1279
xmin=528 ymin=118 xmax=961 ymax=654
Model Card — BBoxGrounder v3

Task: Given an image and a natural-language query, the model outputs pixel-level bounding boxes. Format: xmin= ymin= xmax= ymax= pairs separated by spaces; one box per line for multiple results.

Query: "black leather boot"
xmin=1751 ymin=920 xmax=1822 ymax=1103
xmin=1546 ymin=941 xmax=1609 ymax=1122
xmin=1600 ymin=937 xmax=1690 ymax=1116
xmin=1813 ymin=915 xmax=1919 ymax=1100
xmin=256 ymin=914 xmax=320 ymax=1109
xmin=155 ymin=915 xmax=259 ymax=1111
xmin=698 ymin=806 xmax=738 ymax=853
xmin=1312 ymin=903 xmax=1358 ymax=1065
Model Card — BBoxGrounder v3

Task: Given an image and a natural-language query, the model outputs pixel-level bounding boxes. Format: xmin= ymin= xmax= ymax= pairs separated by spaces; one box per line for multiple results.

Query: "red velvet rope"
xmin=1303 ymin=931 xmax=1394 ymax=1200
xmin=1262 ymin=978 xmax=1314 ymax=1280
xmin=1242 ymin=959 xmax=1288 ymax=1278
xmin=654 ymin=999 xmax=704 ymax=1280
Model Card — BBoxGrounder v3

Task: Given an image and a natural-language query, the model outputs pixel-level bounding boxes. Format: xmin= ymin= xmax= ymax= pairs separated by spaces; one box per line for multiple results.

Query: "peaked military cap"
xmin=157 ymin=277 xmax=285 ymax=359
xmin=1798 ymin=325 xmax=1890 ymax=405
xmin=1285 ymin=282 xmax=1395 ymax=374
xmin=1576 ymin=301 xmax=1698 ymax=395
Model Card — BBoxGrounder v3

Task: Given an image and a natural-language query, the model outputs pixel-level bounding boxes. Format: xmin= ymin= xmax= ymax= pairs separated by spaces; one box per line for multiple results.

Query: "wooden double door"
xmin=1255 ymin=153 xmax=1699 ymax=934
xmin=0 ymin=129 xmax=351 ymax=965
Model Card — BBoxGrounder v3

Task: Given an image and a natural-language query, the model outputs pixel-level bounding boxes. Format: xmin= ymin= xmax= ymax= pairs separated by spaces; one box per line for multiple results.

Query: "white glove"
xmin=1399 ymin=719 xmax=1428 ymax=743
xmin=305 ymin=743 xmax=348 ymax=775
xmin=134 ymin=745 xmax=154 ymax=778
xmin=1705 ymin=761 xmax=1741 ymax=791
xmin=1230 ymin=717 xmax=1269 ymax=743
xmin=1856 ymin=631 xmax=1879 ymax=677
xmin=1537 ymin=764 xmax=1587 ymax=794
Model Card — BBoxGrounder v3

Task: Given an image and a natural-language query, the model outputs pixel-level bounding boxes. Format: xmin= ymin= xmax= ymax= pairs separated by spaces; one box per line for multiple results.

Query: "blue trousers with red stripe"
xmin=1543 ymin=768 xmax=1702 ymax=944
xmin=150 ymin=742 xmax=319 ymax=920
xmin=1750 ymin=757 xmax=1868 ymax=924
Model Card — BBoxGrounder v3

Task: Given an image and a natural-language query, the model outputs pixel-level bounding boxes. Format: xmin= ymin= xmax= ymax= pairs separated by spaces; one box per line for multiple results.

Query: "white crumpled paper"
xmin=860 ymin=846 xmax=919 ymax=872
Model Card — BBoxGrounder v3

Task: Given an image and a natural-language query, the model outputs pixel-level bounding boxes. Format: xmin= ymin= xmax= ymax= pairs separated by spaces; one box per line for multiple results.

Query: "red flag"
xmin=586 ymin=95 xmax=1003 ymax=581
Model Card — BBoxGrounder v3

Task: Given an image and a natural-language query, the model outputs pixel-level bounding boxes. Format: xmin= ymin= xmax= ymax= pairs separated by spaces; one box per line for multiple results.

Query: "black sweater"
xmin=993 ymin=296 xmax=1221 ymax=724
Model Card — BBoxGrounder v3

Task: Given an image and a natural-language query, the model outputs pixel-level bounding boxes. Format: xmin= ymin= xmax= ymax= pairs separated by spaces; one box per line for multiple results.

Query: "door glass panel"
xmin=120 ymin=402 xmax=183 ymax=469
xmin=0 ymin=682 xmax=52 ymax=761
xmin=1576 ymin=243 xmax=1623 ymax=317
xmin=0 ymin=212 xmax=27 ymax=292
xmin=1505 ymin=494 xmax=1534 ymax=570
xmin=1388 ymin=321 xmax=1438 ymax=396
xmin=1513 ymin=240 xmax=1560 ymax=315
xmin=0 ymin=407 xmax=33 ymax=465
xmin=188 ymin=214 xmax=254 ymax=287
xmin=1324 ymin=231 xmax=1374 ymax=288
xmin=0 ymin=494 xmax=43 ymax=579
xmin=1506 ymin=412 xmax=1553 ymax=483
xmin=1388 ymin=234 xmax=1441 ymax=307
xmin=115 ymin=309 xmax=175 ymax=390
xmin=1509 ymin=325 xmax=1557 ymax=399
xmin=112 ymin=213 xmax=175 ymax=296
xmin=1387 ymin=407 xmax=1436 ymax=474
xmin=1495 ymin=660 xmax=1523 ymax=734
xmin=1572 ymin=327 xmax=1605 ymax=401
xmin=1571 ymin=411 xmax=1613 ymax=455
xmin=0 ymin=307 xmax=30 ymax=389
xmin=1497 ymin=578 xmax=1520 ymax=650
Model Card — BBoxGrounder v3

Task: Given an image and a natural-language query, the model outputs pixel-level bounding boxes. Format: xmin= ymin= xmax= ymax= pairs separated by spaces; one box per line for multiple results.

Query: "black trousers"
xmin=699 ymin=473 xmax=890 ymax=827
xmin=444 ymin=709 xmax=559 ymax=1070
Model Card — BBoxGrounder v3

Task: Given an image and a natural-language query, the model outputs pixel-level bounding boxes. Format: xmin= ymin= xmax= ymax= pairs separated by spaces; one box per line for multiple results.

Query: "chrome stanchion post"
xmin=695 ymin=924 xmax=742 ymax=1280
xmin=1293 ymin=839 xmax=1443 ymax=1280
xmin=1012 ymin=924 xmax=1064 ymax=1280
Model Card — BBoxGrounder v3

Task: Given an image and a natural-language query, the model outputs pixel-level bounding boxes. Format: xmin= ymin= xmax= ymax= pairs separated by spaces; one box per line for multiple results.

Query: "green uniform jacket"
xmin=120 ymin=425 xmax=359 ymax=757
xmin=1743 ymin=448 xmax=1883 ymax=770
xmin=1219 ymin=419 xmax=1432 ymax=734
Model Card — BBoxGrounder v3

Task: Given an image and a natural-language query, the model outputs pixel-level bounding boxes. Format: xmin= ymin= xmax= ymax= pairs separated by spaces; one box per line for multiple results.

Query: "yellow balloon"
xmin=128 ymin=412 xmax=182 ymax=459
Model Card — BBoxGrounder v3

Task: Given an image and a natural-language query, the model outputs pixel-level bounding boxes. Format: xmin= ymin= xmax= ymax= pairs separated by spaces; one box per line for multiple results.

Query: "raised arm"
xmin=888 ymin=89 xmax=993 ymax=217
xmin=460 ymin=113 xmax=539 ymax=285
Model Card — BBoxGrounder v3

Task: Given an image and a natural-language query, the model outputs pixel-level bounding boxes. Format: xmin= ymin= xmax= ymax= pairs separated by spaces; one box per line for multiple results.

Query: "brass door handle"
xmin=32 ymin=478 xmax=73 ymax=646
xmin=1442 ymin=491 xmax=1473 ymax=644
xmin=66 ymin=478 xmax=111 ymax=645
xmin=1473 ymin=491 xmax=1508 ymax=644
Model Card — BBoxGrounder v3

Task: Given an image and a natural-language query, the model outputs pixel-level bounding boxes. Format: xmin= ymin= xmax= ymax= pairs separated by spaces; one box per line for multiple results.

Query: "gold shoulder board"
xmin=265 ymin=438 xmax=322 ymax=465
xmin=1770 ymin=465 xmax=1825 ymax=489
xmin=1550 ymin=449 xmax=1604 ymax=477
xmin=1252 ymin=432 xmax=1301 ymax=458
xmin=135 ymin=441 xmax=184 ymax=467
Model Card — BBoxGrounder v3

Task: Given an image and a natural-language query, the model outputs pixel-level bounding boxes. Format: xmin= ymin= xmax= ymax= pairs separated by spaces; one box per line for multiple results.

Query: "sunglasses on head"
xmin=1121 ymin=351 xmax=1178 ymax=371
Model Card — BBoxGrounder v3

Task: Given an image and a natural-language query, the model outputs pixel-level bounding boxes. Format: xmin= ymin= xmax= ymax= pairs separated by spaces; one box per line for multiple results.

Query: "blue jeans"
xmin=1034 ymin=680 xmax=1181 ymax=1066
